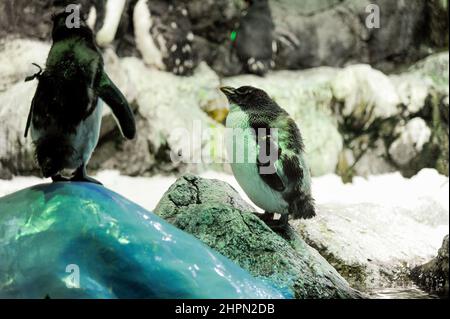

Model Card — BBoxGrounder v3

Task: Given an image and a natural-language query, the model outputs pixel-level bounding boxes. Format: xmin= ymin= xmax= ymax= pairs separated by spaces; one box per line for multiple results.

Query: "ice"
xmin=0 ymin=182 xmax=287 ymax=299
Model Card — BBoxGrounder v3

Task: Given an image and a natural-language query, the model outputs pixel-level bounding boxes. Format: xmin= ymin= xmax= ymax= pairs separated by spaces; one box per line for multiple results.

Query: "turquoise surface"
xmin=0 ymin=182 xmax=286 ymax=299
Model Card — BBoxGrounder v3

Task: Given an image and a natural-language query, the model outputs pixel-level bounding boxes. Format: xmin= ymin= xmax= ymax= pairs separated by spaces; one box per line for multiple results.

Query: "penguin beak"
xmin=220 ymin=86 xmax=236 ymax=97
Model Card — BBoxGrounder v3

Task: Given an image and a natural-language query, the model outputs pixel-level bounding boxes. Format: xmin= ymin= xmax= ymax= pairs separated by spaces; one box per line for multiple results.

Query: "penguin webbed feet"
xmin=71 ymin=165 xmax=103 ymax=185
xmin=25 ymin=63 xmax=43 ymax=82
xmin=51 ymin=174 xmax=71 ymax=183
xmin=257 ymin=212 xmax=289 ymax=231
xmin=50 ymin=166 xmax=103 ymax=185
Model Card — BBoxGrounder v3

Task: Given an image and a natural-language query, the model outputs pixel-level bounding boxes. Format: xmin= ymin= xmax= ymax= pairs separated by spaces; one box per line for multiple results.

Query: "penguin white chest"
xmin=73 ymin=100 xmax=104 ymax=165
xmin=226 ymin=108 xmax=288 ymax=214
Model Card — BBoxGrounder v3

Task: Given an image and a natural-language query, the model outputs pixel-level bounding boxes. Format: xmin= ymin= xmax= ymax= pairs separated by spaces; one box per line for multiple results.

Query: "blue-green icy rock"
xmin=0 ymin=183 xmax=286 ymax=299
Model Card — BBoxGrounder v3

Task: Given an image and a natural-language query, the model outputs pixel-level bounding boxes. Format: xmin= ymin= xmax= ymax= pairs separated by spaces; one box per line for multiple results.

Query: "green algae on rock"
xmin=155 ymin=174 xmax=362 ymax=299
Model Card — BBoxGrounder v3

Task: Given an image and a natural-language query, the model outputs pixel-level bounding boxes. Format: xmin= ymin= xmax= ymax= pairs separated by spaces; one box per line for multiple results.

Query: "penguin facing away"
xmin=25 ymin=11 xmax=136 ymax=184
xmin=235 ymin=0 xmax=276 ymax=76
xmin=221 ymin=86 xmax=315 ymax=228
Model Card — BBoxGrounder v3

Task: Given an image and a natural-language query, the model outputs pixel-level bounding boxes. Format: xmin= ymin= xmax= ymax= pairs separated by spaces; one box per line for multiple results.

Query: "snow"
xmin=1 ymin=169 xmax=446 ymax=221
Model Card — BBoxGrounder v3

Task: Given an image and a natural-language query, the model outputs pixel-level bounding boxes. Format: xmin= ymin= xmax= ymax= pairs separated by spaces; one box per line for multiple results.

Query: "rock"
xmin=411 ymin=235 xmax=449 ymax=296
xmin=396 ymin=53 xmax=450 ymax=177
xmin=427 ymin=0 xmax=449 ymax=48
xmin=389 ymin=118 xmax=432 ymax=167
xmin=294 ymin=169 xmax=449 ymax=291
xmin=0 ymin=39 xmax=50 ymax=92
xmin=91 ymin=58 xmax=228 ymax=175
xmin=0 ymin=0 xmax=54 ymax=40
xmin=223 ymin=68 xmax=343 ymax=176
xmin=0 ymin=40 xmax=227 ymax=177
xmin=0 ymin=81 xmax=37 ymax=179
xmin=390 ymin=73 xmax=431 ymax=115
xmin=271 ymin=0 xmax=434 ymax=72
xmin=0 ymin=182 xmax=285 ymax=299
xmin=352 ymin=139 xmax=396 ymax=177
xmin=155 ymin=174 xmax=362 ymax=299
xmin=335 ymin=53 xmax=449 ymax=179
xmin=331 ymin=64 xmax=400 ymax=130
xmin=409 ymin=52 xmax=449 ymax=96
xmin=1 ymin=0 xmax=444 ymax=75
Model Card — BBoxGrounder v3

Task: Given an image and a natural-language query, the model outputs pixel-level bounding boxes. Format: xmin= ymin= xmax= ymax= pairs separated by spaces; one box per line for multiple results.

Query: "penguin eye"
xmin=236 ymin=87 xmax=251 ymax=95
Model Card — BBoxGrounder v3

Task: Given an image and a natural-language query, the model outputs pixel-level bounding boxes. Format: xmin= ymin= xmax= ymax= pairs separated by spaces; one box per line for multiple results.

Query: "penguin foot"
xmin=263 ymin=214 xmax=289 ymax=231
xmin=71 ymin=175 xmax=103 ymax=185
xmin=258 ymin=212 xmax=275 ymax=222
xmin=71 ymin=165 xmax=103 ymax=185
xmin=51 ymin=174 xmax=70 ymax=183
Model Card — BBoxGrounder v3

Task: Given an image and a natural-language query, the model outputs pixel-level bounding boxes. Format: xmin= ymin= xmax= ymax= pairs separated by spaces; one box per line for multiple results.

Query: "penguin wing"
xmin=256 ymin=130 xmax=286 ymax=192
xmin=24 ymin=95 xmax=35 ymax=138
xmin=96 ymin=72 xmax=136 ymax=139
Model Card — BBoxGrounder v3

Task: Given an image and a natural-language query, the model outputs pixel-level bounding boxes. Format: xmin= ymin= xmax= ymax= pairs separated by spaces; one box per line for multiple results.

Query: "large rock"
xmin=0 ymin=182 xmax=285 ymax=299
xmin=0 ymin=40 xmax=227 ymax=178
xmin=271 ymin=0 xmax=437 ymax=72
xmin=336 ymin=53 xmax=449 ymax=179
xmin=91 ymin=58 xmax=228 ymax=176
xmin=223 ymin=68 xmax=343 ymax=176
xmin=388 ymin=118 xmax=432 ymax=167
xmin=395 ymin=53 xmax=449 ymax=177
xmin=331 ymin=64 xmax=400 ymax=130
xmin=411 ymin=235 xmax=449 ymax=296
xmin=294 ymin=169 xmax=449 ymax=291
xmin=0 ymin=81 xmax=38 ymax=179
xmin=154 ymin=174 xmax=362 ymax=299
xmin=1 ymin=0 xmax=445 ymax=75
xmin=0 ymin=39 xmax=50 ymax=92
xmin=1 ymin=37 xmax=448 ymax=180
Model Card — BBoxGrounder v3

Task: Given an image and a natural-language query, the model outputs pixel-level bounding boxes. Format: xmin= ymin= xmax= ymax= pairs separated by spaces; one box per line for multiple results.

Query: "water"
xmin=369 ymin=287 xmax=439 ymax=299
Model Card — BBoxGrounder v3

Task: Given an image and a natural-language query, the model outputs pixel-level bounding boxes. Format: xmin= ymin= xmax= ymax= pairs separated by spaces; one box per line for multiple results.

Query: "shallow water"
xmin=369 ymin=287 xmax=439 ymax=299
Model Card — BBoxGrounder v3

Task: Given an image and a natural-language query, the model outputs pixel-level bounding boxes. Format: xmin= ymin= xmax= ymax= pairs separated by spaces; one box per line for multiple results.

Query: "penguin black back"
xmin=34 ymin=11 xmax=102 ymax=133
xmin=25 ymin=9 xmax=136 ymax=182
xmin=235 ymin=0 xmax=275 ymax=76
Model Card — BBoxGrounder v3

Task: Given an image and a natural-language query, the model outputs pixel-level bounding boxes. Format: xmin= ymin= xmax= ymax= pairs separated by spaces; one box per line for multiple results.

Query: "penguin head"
xmin=220 ymin=86 xmax=273 ymax=110
xmin=51 ymin=10 xmax=94 ymax=43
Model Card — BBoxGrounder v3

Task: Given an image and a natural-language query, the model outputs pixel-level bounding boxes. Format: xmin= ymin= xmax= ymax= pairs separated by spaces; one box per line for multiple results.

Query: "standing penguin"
xmin=24 ymin=11 xmax=136 ymax=184
xmin=221 ymin=86 xmax=315 ymax=228
xmin=235 ymin=0 xmax=276 ymax=76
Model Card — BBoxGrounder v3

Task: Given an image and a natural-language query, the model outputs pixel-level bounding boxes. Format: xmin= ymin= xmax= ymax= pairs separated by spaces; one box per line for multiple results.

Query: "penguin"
xmin=133 ymin=0 xmax=165 ymax=69
xmin=144 ymin=0 xmax=197 ymax=75
xmin=24 ymin=10 xmax=136 ymax=184
xmin=235 ymin=0 xmax=276 ymax=76
xmin=220 ymin=86 xmax=315 ymax=228
xmin=53 ymin=0 xmax=138 ymax=56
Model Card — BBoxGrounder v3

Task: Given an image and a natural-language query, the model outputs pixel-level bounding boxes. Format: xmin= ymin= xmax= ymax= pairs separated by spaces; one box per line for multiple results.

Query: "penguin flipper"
xmin=97 ymin=72 xmax=136 ymax=139
xmin=24 ymin=96 xmax=35 ymax=138
xmin=256 ymin=133 xmax=285 ymax=192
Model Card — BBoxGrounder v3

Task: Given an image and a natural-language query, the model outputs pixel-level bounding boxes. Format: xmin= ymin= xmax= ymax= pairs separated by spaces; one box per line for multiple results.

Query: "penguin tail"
xmin=289 ymin=192 xmax=316 ymax=220
xmin=34 ymin=136 xmax=74 ymax=178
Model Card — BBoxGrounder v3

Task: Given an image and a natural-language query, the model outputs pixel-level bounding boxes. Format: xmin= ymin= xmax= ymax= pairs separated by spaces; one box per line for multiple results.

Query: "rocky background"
xmin=0 ymin=0 xmax=449 ymax=180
